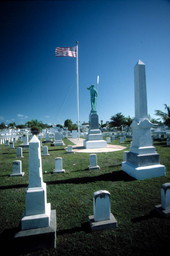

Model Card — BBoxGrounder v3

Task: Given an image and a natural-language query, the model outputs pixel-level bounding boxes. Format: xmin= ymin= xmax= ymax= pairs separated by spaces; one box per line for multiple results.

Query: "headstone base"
xmin=14 ymin=210 xmax=56 ymax=252
xmin=10 ymin=172 xmax=25 ymax=177
xmin=84 ymin=140 xmax=107 ymax=149
xmin=155 ymin=204 xmax=170 ymax=217
xmin=54 ymin=140 xmax=64 ymax=146
xmin=53 ymin=169 xmax=65 ymax=173
xmin=122 ymin=161 xmax=166 ymax=180
xmin=89 ymin=165 xmax=100 ymax=170
xmin=89 ymin=213 xmax=118 ymax=231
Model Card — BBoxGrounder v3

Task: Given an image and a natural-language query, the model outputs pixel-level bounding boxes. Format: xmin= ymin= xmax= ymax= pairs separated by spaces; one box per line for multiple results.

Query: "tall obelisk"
xmin=122 ymin=60 xmax=166 ymax=180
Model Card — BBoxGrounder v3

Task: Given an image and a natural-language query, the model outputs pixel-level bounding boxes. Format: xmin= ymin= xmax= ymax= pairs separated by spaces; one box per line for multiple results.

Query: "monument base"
xmin=84 ymin=140 xmax=107 ymax=149
xmin=54 ymin=140 xmax=64 ymax=146
xmin=122 ymin=161 xmax=166 ymax=180
xmin=15 ymin=210 xmax=56 ymax=252
xmin=21 ymin=203 xmax=51 ymax=230
xmin=155 ymin=204 xmax=170 ymax=217
xmin=88 ymin=213 xmax=118 ymax=231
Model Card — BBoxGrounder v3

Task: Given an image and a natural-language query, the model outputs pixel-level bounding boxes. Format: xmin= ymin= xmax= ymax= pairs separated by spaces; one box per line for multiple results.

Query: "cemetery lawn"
xmin=0 ymin=138 xmax=170 ymax=256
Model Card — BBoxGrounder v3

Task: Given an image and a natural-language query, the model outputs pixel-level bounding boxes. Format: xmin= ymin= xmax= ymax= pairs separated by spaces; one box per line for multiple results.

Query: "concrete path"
xmin=68 ymin=138 xmax=126 ymax=153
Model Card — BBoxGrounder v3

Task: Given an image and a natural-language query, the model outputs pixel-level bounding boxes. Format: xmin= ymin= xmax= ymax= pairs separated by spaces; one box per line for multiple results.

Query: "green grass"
xmin=0 ymin=138 xmax=170 ymax=255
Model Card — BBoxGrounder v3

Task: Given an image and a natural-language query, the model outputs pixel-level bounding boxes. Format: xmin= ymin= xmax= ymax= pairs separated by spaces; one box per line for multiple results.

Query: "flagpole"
xmin=76 ymin=41 xmax=80 ymax=138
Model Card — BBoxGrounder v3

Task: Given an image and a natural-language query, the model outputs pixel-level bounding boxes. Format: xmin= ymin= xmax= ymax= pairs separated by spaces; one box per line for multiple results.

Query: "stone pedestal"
xmin=84 ymin=112 xmax=107 ymax=149
xmin=122 ymin=61 xmax=166 ymax=180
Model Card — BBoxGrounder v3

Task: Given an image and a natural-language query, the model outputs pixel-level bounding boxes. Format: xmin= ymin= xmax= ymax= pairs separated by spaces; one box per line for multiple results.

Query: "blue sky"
xmin=0 ymin=0 xmax=170 ymax=125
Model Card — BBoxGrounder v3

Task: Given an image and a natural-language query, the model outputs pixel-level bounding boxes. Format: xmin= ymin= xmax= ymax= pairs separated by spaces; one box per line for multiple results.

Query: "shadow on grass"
xmin=58 ymin=221 xmax=91 ymax=236
xmin=131 ymin=210 xmax=163 ymax=223
xmin=47 ymin=170 xmax=134 ymax=186
xmin=0 ymin=171 xmax=134 ymax=190
xmin=0 ymin=183 xmax=27 ymax=190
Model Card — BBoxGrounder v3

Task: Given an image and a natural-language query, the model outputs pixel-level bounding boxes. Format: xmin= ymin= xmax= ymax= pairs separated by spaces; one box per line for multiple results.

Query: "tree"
xmin=124 ymin=116 xmax=133 ymax=126
xmin=64 ymin=119 xmax=73 ymax=130
xmin=0 ymin=122 xmax=6 ymax=129
xmin=155 ymin=104 xmax=170 ymax=127
xmin=109 ymin=113 xmax=126 ymax=128
xmin=25 ymin=119 xmax=42 ymax=135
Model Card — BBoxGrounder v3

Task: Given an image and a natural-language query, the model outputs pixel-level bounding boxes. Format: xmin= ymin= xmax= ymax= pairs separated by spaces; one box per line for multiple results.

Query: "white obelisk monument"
xmin=122 ymin=60 xmax=166 ymax=180
xmin=15 ymin=135 xmax=56 ymax=250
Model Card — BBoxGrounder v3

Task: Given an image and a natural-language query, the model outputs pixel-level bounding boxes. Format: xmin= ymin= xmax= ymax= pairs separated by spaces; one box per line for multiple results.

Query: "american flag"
xmin=55 ymin=46 xmax=77 ymax=57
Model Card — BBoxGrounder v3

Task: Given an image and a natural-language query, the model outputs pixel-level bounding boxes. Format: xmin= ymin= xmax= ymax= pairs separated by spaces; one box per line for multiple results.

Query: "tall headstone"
xmin=84 ymin=85 xmax=107 ymax=149
xmin=15 ymin=135 xmax=56 ymax=250
xmin=89 ymin=190 xmax=118 ymax=231
xmin=122 ymin=61 xmax=166 ymax=180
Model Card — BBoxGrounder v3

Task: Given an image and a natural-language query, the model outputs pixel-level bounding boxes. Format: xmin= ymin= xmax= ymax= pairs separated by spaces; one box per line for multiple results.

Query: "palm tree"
xmin=155 ymin=104 xmax=170 ymax=127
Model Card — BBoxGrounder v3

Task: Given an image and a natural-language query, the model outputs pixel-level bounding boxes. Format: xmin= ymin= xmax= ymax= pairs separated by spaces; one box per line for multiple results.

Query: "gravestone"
xmin=155 ymin=183 xmax=170 ymax=216
xmin=119 ymin=137 xmax=125 ymax=143
xmin=20 ymin=134 xmax=29 ymax=147
xmin=89 ymin=154 xmax=100 ymax=170
xmin=122 ymin=61 xmax=166 ymax=180
xmin=53 ymin=157 xmax=65 ymax=173
xmin=72 ymin=130 xmax=78 ymax=139
xmin=15 ymin=135 xmax=56 ymax=250
xmin=106 ymin=137 xmax=111 ymax=143
xmin=54 ymin=132 xmax=64 ymax=146
xmin=9 ymin=141 xmax=15 ymax=149
xmin=16 ymin=147 xmax=24 ymax=158
xmin=42 ymin=146 xmax=50 ymax=156
xmin=10 ymin=160 xmax=24 ymax=176
xmin=89 ymin=190 xmax=118 ymax=231
xmin=66 ymin=145 xmax=74 ymax=153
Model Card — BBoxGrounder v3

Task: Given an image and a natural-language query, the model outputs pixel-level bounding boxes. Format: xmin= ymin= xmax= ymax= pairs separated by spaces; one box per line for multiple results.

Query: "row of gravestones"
xmin=9 ymin=135 xmax=170 ymax=252
xmin=10 ymin=152 xmax=100 ymax=176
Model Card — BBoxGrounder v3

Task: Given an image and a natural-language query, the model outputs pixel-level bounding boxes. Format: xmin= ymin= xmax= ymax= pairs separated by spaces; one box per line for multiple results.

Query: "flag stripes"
xmin=55 ymin=46 xmax=77 ymax=57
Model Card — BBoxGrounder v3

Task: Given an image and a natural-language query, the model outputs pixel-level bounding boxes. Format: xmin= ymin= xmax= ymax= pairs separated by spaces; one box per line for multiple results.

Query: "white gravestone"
xmin=53 ymin=157 xmax=65 ymax=173
xmin=10 ymin=160 xmax=24 ymax=176
xmin=89 ymin=190 xmax=118 ymax=231
xmin=16 ymin=147 xmax=24 ymax=158
xmin=106 ymin=137 xmax=111 ymax=143
xmin=119 ymin=137 xmax=125 ymax=143
xmin=155 ymin=183 xmax=170 ymax=216
xmin=89 ymin=154 xmax=100 ymax=170
xmin=66 ymin=145 xmax=74 ymax=153
xmin=54 ymin=132 xmax=64 ymax=146
xmin=42 ymin=146 xmax=50 ymax=156
xmin=21 ymin=136 xmax=52 ymax=229
xmin=9 ymin=141 xmax=15 ymax=149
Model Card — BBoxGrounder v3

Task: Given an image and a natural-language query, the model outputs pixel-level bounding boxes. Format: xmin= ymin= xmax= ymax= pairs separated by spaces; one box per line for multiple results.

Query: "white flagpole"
xmin=76 ymin=41 xmax=80 ymax=137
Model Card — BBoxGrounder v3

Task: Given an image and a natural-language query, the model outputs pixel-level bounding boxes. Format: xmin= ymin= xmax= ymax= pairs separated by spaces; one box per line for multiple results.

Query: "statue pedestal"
xmin=84 ymin=112 xmax=107 ymax=149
